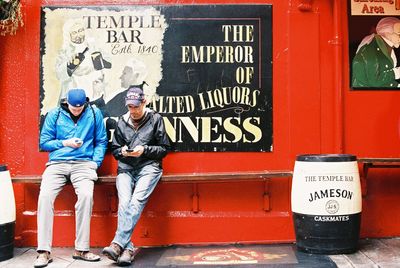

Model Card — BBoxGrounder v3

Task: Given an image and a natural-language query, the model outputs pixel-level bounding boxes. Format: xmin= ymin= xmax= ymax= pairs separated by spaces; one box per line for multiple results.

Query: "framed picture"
xmin=349 ymin=0 xmax=400 ymax=89
xmin=40 ymin=5 xmax=273 ymax=151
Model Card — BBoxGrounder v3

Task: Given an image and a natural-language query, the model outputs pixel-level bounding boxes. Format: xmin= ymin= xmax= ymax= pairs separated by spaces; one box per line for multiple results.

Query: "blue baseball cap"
xmin=125 ymin=86 xmax=144 ymax=107
xmin=67 ymin=88 xmax=87 ymax=107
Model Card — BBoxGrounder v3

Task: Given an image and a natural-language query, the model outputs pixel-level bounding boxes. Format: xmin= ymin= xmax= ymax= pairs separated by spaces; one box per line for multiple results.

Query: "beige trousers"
xmin=36 ymin=161 xmax=98 ymax=252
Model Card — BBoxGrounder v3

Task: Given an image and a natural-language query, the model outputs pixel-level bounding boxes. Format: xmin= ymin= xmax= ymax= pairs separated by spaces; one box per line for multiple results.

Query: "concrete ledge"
xmin=12 ymin=170 xmax=293 ymax=184
xmin=358 ymin=158 xmax=400 ymax=197
xmin=358 ymin=157 xmax=400 ymax=166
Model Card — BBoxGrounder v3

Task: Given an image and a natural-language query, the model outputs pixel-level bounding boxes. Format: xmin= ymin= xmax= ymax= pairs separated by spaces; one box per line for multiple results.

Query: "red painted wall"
xmin=1 ymin=0 xmax=399 ymax=247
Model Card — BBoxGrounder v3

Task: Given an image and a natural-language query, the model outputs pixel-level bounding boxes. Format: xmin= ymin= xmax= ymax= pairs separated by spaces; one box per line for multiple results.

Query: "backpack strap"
xmin=54 ymin=107 xmax=62 ymax=138
xmin=89 ymin=105 xmax=96 ymax=145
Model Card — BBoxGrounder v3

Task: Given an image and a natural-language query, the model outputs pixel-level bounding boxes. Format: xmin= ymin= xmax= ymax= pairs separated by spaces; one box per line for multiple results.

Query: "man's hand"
xmin=62 ymin=138 xmax=83 ymax=148
xmin=122 ymin=145 xmax=144 ymax=158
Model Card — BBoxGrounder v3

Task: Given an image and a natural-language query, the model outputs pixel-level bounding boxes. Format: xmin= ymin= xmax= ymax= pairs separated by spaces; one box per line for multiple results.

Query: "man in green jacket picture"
xmin=352 ymin=17 xmax=400 ymax=88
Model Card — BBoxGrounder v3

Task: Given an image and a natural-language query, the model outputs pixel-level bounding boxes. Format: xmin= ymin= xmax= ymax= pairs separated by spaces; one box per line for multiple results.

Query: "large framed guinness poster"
xmin=40 ymin=5 xmax=272 ymax=152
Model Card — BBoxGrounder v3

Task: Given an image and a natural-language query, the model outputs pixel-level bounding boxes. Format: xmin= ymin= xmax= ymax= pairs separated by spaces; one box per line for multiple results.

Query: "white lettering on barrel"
xmin=313 ymin=215 xmax=350 ymax=222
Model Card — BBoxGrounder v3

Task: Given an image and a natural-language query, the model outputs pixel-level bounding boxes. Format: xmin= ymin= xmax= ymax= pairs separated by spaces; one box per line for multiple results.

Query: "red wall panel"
xmin=2 ymin=0 xmax=400 ymax=247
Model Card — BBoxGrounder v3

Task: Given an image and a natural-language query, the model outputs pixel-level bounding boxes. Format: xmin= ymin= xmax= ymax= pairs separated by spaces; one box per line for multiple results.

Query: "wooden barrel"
xmin=291 ymin=154 xmax=361 ymax=254
xmin=0 ymin=164 xmax=16 ymax=261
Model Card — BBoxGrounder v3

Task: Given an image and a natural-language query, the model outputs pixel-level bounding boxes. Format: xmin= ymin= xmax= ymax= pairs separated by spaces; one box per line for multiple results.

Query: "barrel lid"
xmin=0 ymin=164 xmax=7 ymax=171
xmin=296 ymin=154 xmax=357 ymax=162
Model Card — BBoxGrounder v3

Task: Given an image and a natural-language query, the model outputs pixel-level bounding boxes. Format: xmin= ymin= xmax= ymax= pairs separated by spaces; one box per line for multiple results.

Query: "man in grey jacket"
xmin=102 ymin=86 xmax=170 ymax=266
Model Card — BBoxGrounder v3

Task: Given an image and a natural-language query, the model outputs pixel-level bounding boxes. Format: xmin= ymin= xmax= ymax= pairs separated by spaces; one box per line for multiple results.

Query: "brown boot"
xmin=117 ymin=248 xmax=140 ymax=266
xmin=102 ymin=242 xmax=122 ymax=261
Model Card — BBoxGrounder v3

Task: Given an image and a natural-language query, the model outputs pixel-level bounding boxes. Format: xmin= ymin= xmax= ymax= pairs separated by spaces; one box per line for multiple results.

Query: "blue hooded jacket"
xmin=40 ymin=104 xmax=108 ymax=167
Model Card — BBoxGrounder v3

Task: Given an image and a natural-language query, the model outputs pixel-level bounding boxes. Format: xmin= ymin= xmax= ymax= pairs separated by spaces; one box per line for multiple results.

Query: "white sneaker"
xmin=34 ymin=251 xmax=53 ymax=268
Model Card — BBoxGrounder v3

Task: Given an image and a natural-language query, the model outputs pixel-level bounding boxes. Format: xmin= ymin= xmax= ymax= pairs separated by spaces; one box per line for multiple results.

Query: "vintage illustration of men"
xmin=55 ymin=18 xmax=112 ymax=104
xmin=41 ymin=8 xmax=166 ymax=141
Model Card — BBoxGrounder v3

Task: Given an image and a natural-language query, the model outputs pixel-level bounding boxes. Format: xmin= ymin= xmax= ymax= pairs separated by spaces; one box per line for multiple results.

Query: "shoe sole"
xmin=72 ymin=255 xmax=101 ymax=262
xmin=34 ymin=258 xmax=53 ymax=268
xmin=102 ymin=249 xmax=119 ymax=262
xmin=117 ymin=260 xmax=132 ymax=266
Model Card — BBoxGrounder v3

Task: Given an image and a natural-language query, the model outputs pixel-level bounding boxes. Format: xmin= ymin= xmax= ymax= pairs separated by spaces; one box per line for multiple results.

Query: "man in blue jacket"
xmin=34 ymin=88 xmax=108 ymax=268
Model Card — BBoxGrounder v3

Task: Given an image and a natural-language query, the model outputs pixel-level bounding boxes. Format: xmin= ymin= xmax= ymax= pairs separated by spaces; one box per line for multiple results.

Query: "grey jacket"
xmin=111 ymin=109 xmax=170 ymax=173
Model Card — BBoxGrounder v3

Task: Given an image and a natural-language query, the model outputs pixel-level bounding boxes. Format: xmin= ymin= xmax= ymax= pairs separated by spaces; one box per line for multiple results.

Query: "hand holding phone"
xmin=125 ymin=146 xmax=143 ymax=157
xmin=63 ymin=138 xmax=83 ymax=148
